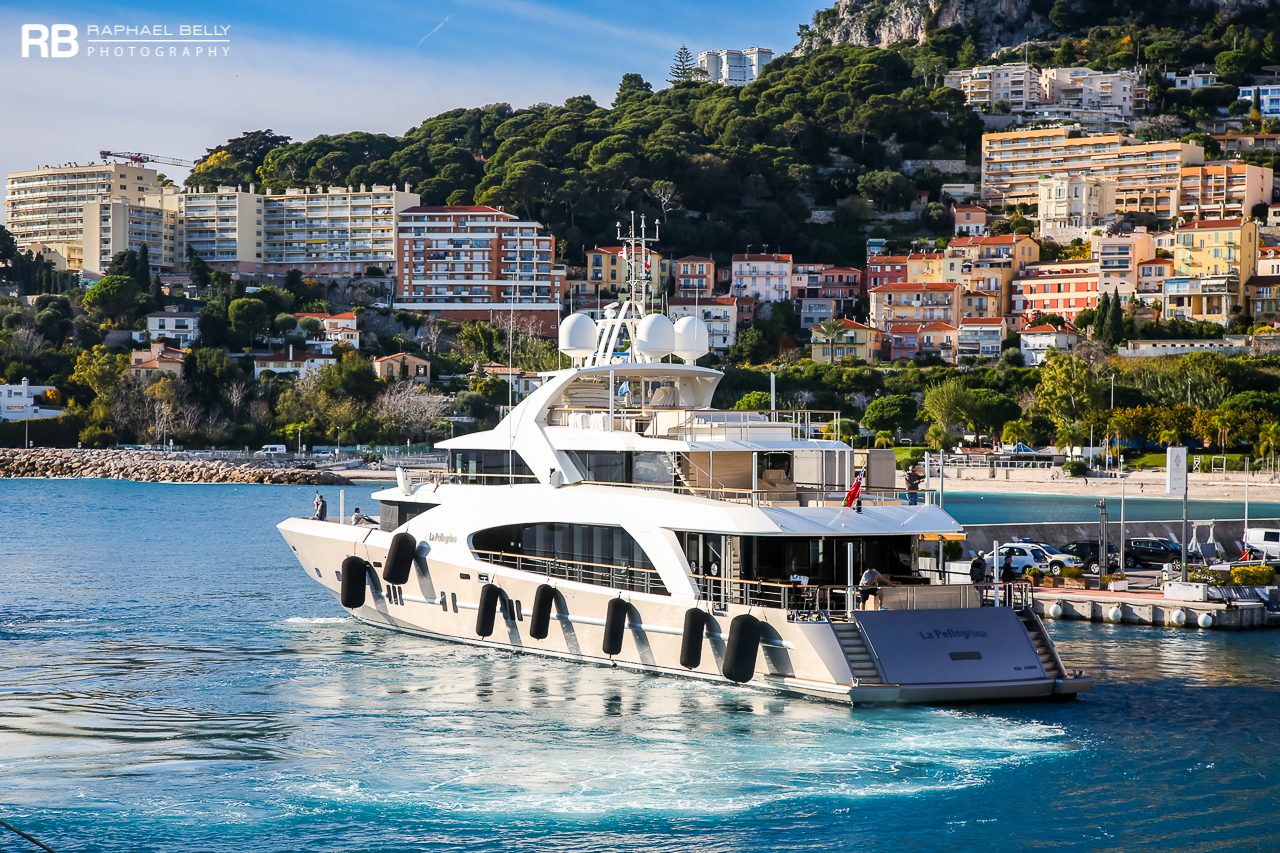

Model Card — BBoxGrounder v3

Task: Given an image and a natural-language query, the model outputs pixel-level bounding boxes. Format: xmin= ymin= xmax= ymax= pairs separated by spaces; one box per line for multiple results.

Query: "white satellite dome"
xmin=558 ymin=312 xmax=598 ymax=358
xmin=673 ymin=316 xmax=710 ymax=363
xmin=634 ymin=314 xmax=675 ymax=360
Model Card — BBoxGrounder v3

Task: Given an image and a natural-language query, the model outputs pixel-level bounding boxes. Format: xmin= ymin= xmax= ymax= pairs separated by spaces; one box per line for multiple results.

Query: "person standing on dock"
xmin=1000 ymin=553 xmax=1016 ymax=606
xmin=313 ymin=493 xmax=328 ymax=521
xmin=905 ymin=465 xmax=923 ymax=506
xmin=969 ymin=554 xmax=988 ymax=585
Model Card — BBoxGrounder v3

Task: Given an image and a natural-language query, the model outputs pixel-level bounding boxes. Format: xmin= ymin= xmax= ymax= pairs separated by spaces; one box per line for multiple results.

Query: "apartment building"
xmin=865 ymin=255 xmax=908 ymax=288
xmin=810 ymin=319 xmax=881 ymax=364
xmin=868 ymin=281 xmax=960 ymax=329
xmin=957 ymin=317 xmax=1007 ymax=360
xmin=672 ymin=255 xmax=715 ymax=298
xmin=81 ymin=191 xmax=180 ymax=274
xmin=1037 ymin=67 xmax=1147 ymax=120
xmin=942 ymin=63 xmax=1039 ymax=111
xmin=943 ymin=234 xmax=1039 ymax=315
xmin=792 ymin=266 xmax=864 ymax=328
xmin=952 ymin=204 xmax=989 ymax=237
xmin=1091 ymin=228 xmax=1157 ymax=305
xmin=981 ymin=127 xmax=1203 ymax=217
xmin=395 ymin=205 xmax=565 ymax=334
xmin=1137 ymin=257 xmax=1173 ymax=296
xmin=698 ymin=47 xmax=773 ymax=86
xmin=178 ymin=187 xmax=265 ymax=273
xmin=294 ymin=311 xmax=360 ymax=348
xmin=886 ymin=321 xmax=957 ymax=363
xmin=1164 ymin=68 xmax=1218 ymax=90
xmin=5 ymin=162 xmax=164 ymax=269
xmin=668 ymin=296 xmax=738 ymax=353
xmin=0 ymin=378 xmax=60 ymax=422
xmin=1259 ymin=247 xmax=1280 ymax=278
xmin=1020 ymin=324 xmax=1078 ymax=366
xmin=145 ymin=305 xmax=202 ymax=345
xmin=263 ymin=185 xmax=419 ymax=277
xmin=1165 ymin=218 xmax=1259 ymax=324
xmin=1237 ymin=85 xmax=1280 ymax=118
xmin=1177 ymin=162 xmax=1273 ymax=221
xmin=586 ymin=246 xmax=669 ymax=294
xmin=1010 ymin=261 xmax=1101 ymax=322
xmin=731 ymin=253 xmax=793 ymax=302
xmin=1037 ymin=173 xmax=1117 ymax=240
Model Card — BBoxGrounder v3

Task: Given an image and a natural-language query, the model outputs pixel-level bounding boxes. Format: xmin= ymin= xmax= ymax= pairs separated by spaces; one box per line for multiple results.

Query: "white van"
xmin=1243 ymin=528 xmax=1280 ymax=559
xmin=255 ymin=444 xmax=288 ymax=456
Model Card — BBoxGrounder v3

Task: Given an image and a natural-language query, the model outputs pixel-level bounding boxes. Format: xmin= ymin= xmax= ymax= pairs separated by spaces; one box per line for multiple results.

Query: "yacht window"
xmin=566 ymin=450 xmax=675 ymax=486
xmin=730 ymin=535 xmax=914 ymax=585
xmin=450 ymin=449 xmax=534 ymax=484
xmin=379 ymin=501 xmax=439 ymax=531
xmin=471 ymin=522 xmax=667 ymax=595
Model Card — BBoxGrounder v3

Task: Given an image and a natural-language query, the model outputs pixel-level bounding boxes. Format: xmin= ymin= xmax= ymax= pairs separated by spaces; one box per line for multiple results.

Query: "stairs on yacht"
xmin=1019 ymin=610 xmax=1067 ymax=679
xmin=831 ymin=621 xmax=884 ymax=685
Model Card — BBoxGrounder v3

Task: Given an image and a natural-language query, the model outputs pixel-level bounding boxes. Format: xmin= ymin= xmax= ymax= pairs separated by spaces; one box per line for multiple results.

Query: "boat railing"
xmin=471 ymin=549 xmax=667 ymax=595
xmin=547 ymin=406 xmax=842 ymax=441
xmin=689 ymin=575 xmax=1031 ymax=616
xmin=578 ymin=479 xmax=928 ymax=507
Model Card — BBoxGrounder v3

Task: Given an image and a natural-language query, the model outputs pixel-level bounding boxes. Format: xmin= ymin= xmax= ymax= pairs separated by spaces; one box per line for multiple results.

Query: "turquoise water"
xmin=2 ymin=479 xmax=1279 ymax=851
xmin=943 ymin=491 xmax=1280 ymax=525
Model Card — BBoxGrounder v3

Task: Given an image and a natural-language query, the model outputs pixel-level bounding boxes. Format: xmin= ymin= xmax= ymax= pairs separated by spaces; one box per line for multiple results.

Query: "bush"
xmin=897 ymin=448 xmax=926 ymax=471
xmin=1060 ymin=565 xmax=1084 ymax=579
xmin=1100 ymin=572 xmax=1127 ymax=584
xmin=1024 ymin=566 xmax=1045 ymax=579
xmin=1230 ymin=565 xmax=1276 ymax=586
xmin=1062 ymin=459 xmax=1089 ymax=478
xmin=1187 ymin=565 xmax=1226 ymax=586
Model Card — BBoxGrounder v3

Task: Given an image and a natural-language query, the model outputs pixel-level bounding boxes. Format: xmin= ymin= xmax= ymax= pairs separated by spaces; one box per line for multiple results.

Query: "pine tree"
xmin=136 ymin=243 xmax=152 ymax=295
xmin=668 ymin=45 xmax=696 ymax=84
xmin=1095 ymin=291 xmax=1111 ymax=344
xmin=1108 ymin=288 xmax=1124 ymax=345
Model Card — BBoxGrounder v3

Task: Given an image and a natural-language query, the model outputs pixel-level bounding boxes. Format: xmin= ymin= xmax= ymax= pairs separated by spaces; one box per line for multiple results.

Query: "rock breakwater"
xmin=0 ymin=448 xmax=351 ymax=486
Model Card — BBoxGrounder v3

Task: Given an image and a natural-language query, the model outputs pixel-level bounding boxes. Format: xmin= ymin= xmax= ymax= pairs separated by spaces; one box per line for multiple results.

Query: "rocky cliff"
xmin=795 ymin=0 xmax=1273 ymax=55
xmin=0 ymin=448 xmax=351 ymax=485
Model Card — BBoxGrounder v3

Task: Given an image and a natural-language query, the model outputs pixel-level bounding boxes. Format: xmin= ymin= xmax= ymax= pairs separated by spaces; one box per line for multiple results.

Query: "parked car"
xmin=982 ymin=543 xmax=1051 ymax=576
xmin=1058 ymin=541 xmax=1120 ymax=574
xmin=1028 ymin=542 xmax=1084 ymax=575
xmin=1124 ymin=537 xmax=1182 ymax=569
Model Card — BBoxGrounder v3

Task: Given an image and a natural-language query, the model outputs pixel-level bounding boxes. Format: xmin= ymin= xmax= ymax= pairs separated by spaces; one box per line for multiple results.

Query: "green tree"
xmin=921 ymin=377 xmax=972 ymax=432
xmin=82 ymin=275 xmax=141 ymax=325
xmin=1107 ymin=289 xmax=1125 ymax=345
xmin=967 ymin=388 xmax=1020 ymax=439
xmin=185 ymin=245 xmax=211 ymax=290
xmin=1095 ymin=291 xmax=1112 ymax=344
xmin=668 ymin=45 xmax=697 ymax=84
xmin=1001 ymin=419 xmax=1032 ymax=446
xmin=1035 ymin=351 xmax=1099 ymax=427
xmin=228 ymin=297 xmax=270 ymax=341
xmin=860 ymin=393 xmax=920 ymax=433
xmin=733 ymin=390 xmax=773 ymax=411
xmin=856 ymin=169 xmax=914 ymax=211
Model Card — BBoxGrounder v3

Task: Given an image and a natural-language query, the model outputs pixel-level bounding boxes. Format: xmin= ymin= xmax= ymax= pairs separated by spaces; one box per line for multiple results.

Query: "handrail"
xmin=472 ymin=548 xmax=668 ymax=595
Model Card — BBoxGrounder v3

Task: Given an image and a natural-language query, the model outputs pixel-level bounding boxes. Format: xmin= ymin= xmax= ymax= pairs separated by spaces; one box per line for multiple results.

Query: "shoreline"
xmin=0 ymin=448 xmax=351 ymax=486
xmin=930 ymin=468 xmax=1274 ymax=502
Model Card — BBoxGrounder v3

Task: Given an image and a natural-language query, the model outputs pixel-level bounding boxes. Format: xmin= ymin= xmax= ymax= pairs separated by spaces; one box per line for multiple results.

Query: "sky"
xmin=0 ymin=0 xmax=816 ymax=209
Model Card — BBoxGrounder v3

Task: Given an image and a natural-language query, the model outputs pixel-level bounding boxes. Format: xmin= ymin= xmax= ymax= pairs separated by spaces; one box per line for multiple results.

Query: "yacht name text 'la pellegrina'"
xmin=278 ymin=215 xmax=1091 ymax=705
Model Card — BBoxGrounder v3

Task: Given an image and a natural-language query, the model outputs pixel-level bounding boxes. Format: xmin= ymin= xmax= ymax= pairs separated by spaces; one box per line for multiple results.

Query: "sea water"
xmin=1 ymin=478 xmax=1278 ymax=851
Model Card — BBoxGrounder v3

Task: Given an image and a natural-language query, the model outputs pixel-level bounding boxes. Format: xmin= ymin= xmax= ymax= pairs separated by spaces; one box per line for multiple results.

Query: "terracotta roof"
xmin=866 ymin=255 xmax=910 ymax=264
xmin=372 ymin=353 xmax=429 ymax=363
xmin=887 ymin=322 xmax=924 ymax=333
xmin=868 ymin=281 xmax=957 ymax=293
xmin=821 ymin=266 xmax=862 ymax=275
xmin=960 ymin=317 xmax=1005 ymax=325
xmin=952 ymin=204 xmax=988 ymax=212
xmin=669 ymin=295 xmax=737 ymax=306
xmin=1140 ymin=257 xmax=1174 ymax=266
xmin=906 ymin=252 xmax=945 ymax=260
xmin=401 ymin=205 xmax=509 ymax=215
xmin=1178 ymin=218 xmax=1243 ymax=230
xmin=732 ymin=253 xmax=793 ymax=262
xmin=673 ymin=255 xmax=713 ymax=263
xmin=837 ymin=318 xmax=875 ymax=330
xmin=1022 ymin=324 xmax=1069 ymax=334
xmin=949 ymin=235 xmax=1020 ymax=247
xmin=919 ymin=321 xmax=958 ymax=332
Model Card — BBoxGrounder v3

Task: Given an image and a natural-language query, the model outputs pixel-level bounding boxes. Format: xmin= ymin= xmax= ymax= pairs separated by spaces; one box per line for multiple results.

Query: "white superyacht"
xmin=278 ymin=220 xmax=1091 ymax=705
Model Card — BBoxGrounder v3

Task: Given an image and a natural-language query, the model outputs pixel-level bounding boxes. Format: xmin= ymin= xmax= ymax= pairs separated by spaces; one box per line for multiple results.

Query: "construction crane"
xmin=99 ymin=150 xmax=195 ymax=167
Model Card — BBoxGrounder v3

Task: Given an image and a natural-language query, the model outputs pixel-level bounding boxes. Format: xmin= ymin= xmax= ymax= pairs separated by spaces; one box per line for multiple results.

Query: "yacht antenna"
xmin=585 ymin=211 xmax=662 ymax=366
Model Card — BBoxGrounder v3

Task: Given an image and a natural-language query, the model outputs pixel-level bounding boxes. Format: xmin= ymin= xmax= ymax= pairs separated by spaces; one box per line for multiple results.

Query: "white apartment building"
xmin=146 ymin=305 xmax=202 ymax=345
xmin=81 ymin=191 xmax=180 ymax=274
xmin=5 ymin=162 xmax=164 ymax=269
xmin=1038 ymin=67 xmax=1147 ymax=120
xmin=395 ymin=205 xmax=565 ymax=334
xmin=731 ymin=253 xmax=793 ymax=302
xmin=1164 ymin=68 xmax=1218 ymax=90
xmin=0 ymin=378 xmax=61 ymax=422
xmin=668 ymin=297 xmax=739 ymax=353
xmin=1037 ymin=173 xmax=1117 ymax=241
xmin=1237 ymin=85 xmax=1280 ymax=118
xmin=263 ymin=185 xmax=419 ymax=277
xmin=943 ymin=63 xmax=1040 ymax=110
xmin=698 ymin=47 xmax=773 ymax=86
xmin=178 ymin=187 xmax=265 ymax=272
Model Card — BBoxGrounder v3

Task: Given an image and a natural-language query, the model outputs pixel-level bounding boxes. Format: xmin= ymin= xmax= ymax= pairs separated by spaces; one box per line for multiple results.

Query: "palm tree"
xmin=925 ymin=422 xmax=952 ymax=452
xmin=812 ymin=319 xmax=845 ymax=363
xmin=1257 ymin=422 xmax=1280 ymax=472
xmin=1157 ymin=427 xmax=1180 ymax=448
xmin=1055 ymin=422 xmax=1084 ymax=460
xmin=1001 ymin=419 xmax=1032 ymax=448
xmin=874 ymin=430 xmax=894 ymax=448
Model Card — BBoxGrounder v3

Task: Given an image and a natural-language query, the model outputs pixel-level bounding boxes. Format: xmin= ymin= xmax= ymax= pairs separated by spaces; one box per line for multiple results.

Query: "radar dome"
xmin=673 ymin=316 xmax=710 ymax=363
xmin=634 ymin=314 xmax=675 ymax=360
xmin=558 ymin=313 xmax=598 ymax=358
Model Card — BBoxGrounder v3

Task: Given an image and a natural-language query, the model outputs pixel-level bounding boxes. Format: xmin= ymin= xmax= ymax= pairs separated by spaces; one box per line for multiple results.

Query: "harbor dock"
xmin=1033 ymin=587 xmax=1276 ymax=630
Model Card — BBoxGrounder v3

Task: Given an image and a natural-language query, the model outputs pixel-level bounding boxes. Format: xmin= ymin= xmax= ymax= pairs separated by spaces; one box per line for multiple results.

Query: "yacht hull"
xmin=279 ymin=517 xmax=1089 ymax=706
